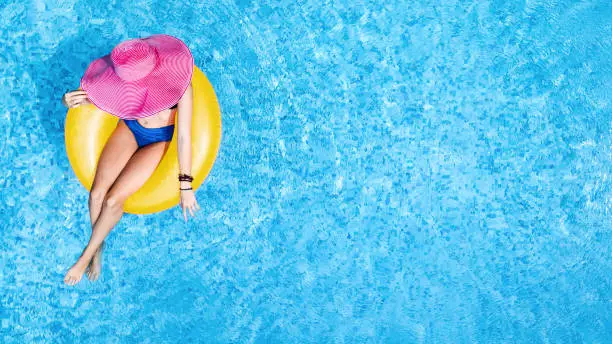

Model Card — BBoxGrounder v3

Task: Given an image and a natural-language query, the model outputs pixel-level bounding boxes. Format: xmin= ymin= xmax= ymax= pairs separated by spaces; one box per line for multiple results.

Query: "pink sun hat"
xmin=80 ymin=34 xmax=194 ymax=119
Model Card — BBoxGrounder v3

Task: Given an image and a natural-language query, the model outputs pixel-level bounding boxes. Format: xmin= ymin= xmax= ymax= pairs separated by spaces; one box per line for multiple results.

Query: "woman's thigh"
xmin=91 ymin=120 xmax=138 ymax=194
xmin=106 ymin=141 xmax=170 ymax=202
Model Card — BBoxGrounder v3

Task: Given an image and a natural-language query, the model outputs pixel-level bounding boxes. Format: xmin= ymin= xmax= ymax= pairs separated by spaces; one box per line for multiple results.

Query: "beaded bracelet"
xmin=180 ymin=187 xmax=193 ymax=191
xmin=178 ymin=173 xmax=193 ymax=182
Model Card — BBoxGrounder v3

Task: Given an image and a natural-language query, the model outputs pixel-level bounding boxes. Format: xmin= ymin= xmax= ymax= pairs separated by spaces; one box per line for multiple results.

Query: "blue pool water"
xmin=1 ymin=0 xmax=611 ymax=342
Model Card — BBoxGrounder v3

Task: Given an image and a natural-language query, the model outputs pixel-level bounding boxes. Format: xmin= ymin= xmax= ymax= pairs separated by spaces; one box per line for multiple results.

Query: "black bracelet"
xmin=180 ymin=187 xmax=193 ymax=191
xmin=178 ymin=173 xmax=194 ymax=182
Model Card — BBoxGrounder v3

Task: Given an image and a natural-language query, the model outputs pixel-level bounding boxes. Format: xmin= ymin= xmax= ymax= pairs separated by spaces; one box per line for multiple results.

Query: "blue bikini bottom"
xmin=122 ymin=119 xmax=175 ymax=148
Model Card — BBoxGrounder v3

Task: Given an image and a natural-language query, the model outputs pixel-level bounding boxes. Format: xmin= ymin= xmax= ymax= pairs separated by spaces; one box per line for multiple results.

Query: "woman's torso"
xmin=136 ymin=108 xmax=177 ymax=128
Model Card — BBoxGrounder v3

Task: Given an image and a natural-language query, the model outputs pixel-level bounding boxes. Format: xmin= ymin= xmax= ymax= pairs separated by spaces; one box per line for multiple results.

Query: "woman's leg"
xmin=90 ymin=120 xmax=138 ymax=226
xmin=64 ymin=140 xmax=171 ymax=285
xmin=86 ymin=120 xmax=138 ymax=281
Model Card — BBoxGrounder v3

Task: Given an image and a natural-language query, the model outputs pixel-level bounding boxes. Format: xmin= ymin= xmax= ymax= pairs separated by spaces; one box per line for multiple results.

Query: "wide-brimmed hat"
xmin=80 ymin=34 xmax=194 ymax=119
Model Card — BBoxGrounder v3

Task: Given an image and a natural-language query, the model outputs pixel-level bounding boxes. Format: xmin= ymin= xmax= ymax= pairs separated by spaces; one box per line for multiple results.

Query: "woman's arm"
xmin=176 ymin=82 xmax=200 ymax=221
xmin=177 ymin=83 xmax=193 ymax=184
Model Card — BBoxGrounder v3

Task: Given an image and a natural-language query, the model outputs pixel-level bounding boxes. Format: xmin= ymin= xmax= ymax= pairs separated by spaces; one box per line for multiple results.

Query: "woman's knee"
xmin=90 ymin=172 xmax=116 ymax=203
xmin=103 ymin=192 xmax=127 ymax=211
xmin=89 ymin=185 xmax=107 ymax=203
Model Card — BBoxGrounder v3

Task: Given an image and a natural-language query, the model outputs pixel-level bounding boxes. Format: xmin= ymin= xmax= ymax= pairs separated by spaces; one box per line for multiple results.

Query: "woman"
xmin=62 ymin=34 xmax=199 ymax=286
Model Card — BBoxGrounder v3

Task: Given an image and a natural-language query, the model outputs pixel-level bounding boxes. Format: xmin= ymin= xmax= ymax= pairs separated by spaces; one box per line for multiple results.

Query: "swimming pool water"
xmin=1 ymin=0 xmax=611 ymax=343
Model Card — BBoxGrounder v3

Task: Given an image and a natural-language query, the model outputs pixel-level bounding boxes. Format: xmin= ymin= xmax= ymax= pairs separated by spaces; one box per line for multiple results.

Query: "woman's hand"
xmin=62 ymin=89 xmax=91 ymax=108
xmin=180 ymin=184 xmax=200 ymax=222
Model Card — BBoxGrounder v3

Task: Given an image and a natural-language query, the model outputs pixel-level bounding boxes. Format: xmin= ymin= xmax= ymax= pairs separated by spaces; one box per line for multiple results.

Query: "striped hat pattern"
xmin=81 ymin=34 xmax=194 ymax=119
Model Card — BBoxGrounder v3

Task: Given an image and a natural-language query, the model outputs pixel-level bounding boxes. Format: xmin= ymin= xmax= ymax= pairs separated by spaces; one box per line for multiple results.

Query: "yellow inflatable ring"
xmin=65 ymin=66 xmax=222 ymax=214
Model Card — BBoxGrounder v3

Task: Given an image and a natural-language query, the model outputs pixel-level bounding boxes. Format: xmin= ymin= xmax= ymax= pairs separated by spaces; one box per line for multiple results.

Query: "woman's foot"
xmin=86 ymin=241 xmax=105 ymax=281
xmin=64 ymin=260 xmax=89 ymax=286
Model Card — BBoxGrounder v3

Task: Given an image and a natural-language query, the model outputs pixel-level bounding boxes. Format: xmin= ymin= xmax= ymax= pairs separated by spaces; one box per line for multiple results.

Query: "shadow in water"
xmin=28 ymin=28 xmax=115 ymax=152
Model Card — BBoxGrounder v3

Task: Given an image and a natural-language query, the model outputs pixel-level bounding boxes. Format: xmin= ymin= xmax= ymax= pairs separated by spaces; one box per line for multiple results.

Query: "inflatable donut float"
xmin=65 ymin=66 xmax=221 ymax=214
